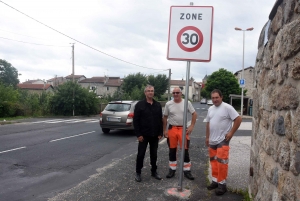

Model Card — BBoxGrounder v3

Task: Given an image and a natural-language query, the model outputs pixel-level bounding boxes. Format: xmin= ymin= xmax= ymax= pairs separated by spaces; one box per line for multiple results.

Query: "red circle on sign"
xmin=177 ymin=26 xmax=204 ymax=52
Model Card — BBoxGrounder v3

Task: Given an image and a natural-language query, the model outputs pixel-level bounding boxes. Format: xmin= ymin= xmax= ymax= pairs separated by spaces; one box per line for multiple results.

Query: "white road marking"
xmin=85 ymin=120 xmax=99 ymax=123
xmin=48 ymin=119 xmax=80 ymax=123
xmin=27 ymin=119 xmax=98 ymax=124
xmin=0 ymin=146 xmax=26 ymax=154
xmin=238 ymin=122 xmax=252 ymax=130
xmin=65 ymin=119 xmax=91 ymax=123
xmin=30 ymin=119 xmax=64 ymax=123
xmin=49 ymin=131 xmax=96 ymax=142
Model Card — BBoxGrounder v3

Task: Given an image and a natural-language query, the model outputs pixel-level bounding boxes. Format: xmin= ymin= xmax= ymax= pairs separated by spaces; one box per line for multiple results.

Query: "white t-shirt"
xmin=163 ymin=99 xmax=195 ymax=126
xmin=206 ymin=102 xmax=239 ymax=145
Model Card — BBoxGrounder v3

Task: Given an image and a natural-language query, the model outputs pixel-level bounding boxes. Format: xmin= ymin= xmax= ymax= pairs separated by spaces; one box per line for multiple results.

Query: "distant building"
xmin=22 ymin=79 xmax=44 ymax=84
xmin=17 ymin=83 xmax=54 ymax=94
xmin=46 ymin=76 xmax=66 ymax=87
xmin=65 ymin=75 xmax=86 ymax=83
xmin=234 ymin=66 xmax=254 ymax=98
xmin=167 ymin=79 xmax=197 ymax=100
xmin=78 ymin=76 xmax=122 ymax=97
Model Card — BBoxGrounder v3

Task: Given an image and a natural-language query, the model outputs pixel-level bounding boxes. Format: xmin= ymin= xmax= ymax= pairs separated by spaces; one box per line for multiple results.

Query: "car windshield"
xmin=105 ymin=103 xmax=131 ymax=112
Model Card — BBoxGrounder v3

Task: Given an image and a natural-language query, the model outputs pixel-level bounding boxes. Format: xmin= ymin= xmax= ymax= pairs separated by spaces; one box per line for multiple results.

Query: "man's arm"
xmin=205 ymin=122 xmax=210 ymax=147
xmin=133 ymin=102 xmax=143 ymax=141
xmin=163 ymin=115 xmax=168 ymax=138
xmin=225 ymin=116 xmax=242 ymax=141
xmin=186 ymin=111 xmax=197 ymax=135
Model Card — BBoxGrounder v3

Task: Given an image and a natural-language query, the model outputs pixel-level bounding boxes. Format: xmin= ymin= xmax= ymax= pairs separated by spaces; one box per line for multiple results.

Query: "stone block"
xmin=291 ymin=108 xmax=300 ymax=146
xmin=278 ymin=139 xmax=290 ymax=170
xmin=282 ymin=18 xmax=300 ymax=60
xmin=289 ymin=142 xmax=300 ymax=176
xmin=272 ymin=85 xmax=298 ymax=110
xmin=272 ymin=6 xmax=283 ymax=34
xmin=284 ymin=111 xmax=293 ymax=141
xmin=275 ymin=116 xmax=286 ymax=135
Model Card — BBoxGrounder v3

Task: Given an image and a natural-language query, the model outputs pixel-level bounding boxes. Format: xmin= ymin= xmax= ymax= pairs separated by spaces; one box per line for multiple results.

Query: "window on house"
xmin=107 ymin=87 xmax=109 ymax=91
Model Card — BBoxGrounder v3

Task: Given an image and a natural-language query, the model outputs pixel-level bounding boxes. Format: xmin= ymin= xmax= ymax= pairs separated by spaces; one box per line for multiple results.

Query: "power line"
xmin=0 ymin=28 xmax=55 ymax=41
xmin=0 ymin=36 xmax=70 ymax=47
xmin=0 ymin=0 xmax=165 ymax=71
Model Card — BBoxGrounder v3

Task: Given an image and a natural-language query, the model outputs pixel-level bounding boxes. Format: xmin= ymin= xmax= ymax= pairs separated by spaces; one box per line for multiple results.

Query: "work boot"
xmin=166 ymin=169 xmax=176 ymax=178
xmin=207 ymin=181 xmax=218 ymax=190
xmin=151 ymin=172 xmax=162 ymax=180
xmin=215 ymin=183 xmax=227 ymax=195
xmin=135 ymin=173 xmax=141 ymax=182
xmin=184 ymin=171 xmax=195 ymax=180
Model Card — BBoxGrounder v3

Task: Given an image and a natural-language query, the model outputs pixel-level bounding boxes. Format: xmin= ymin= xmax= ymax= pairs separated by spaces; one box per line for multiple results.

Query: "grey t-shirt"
xmin=163 ymin=99 xmax=195 ymax=126
xmin=206 ymin=102 xmax=239 ymax=145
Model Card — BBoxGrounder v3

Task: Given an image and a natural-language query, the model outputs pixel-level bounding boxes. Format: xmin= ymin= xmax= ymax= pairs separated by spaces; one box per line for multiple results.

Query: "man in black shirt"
xmin=133 ymin=85 xmax=163 ymax=182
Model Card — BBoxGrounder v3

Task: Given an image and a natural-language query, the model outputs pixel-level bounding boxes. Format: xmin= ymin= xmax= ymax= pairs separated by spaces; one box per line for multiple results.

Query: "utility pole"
xmin=168 ymin=68 xmax=171 ymax=101
xmin=72 ymin=44 xmax=75 ymax=82
xmin=71 ymin=43 xmax=75 ymax=116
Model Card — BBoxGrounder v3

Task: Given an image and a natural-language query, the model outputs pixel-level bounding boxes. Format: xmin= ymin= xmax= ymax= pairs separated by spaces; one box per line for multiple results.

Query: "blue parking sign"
xmin=239 ymin=79 xmax=245 ymax=88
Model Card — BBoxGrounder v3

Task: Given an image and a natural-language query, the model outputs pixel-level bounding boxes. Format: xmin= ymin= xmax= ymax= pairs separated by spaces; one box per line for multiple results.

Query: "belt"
xmin=168 ymin=124 xmax=183 ymax=129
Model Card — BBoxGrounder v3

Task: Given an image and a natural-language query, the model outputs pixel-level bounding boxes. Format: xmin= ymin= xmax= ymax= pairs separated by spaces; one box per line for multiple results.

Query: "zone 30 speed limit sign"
xmin=167 ymin=6 xmax=214 ymax=62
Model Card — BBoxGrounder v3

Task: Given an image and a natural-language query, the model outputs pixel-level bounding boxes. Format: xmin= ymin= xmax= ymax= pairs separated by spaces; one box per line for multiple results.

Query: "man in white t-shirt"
xmin=163 ymin=87 xmax=197 ymax=180
xmin=205 ymin=89 xmax=242 ymax=195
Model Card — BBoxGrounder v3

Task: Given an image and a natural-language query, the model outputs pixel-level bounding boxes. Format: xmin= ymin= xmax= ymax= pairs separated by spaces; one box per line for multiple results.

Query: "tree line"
xmin=1 ymin=58 xmax=244 ymax=118
xmin=0 ymin=59 xmax=170 ymax=118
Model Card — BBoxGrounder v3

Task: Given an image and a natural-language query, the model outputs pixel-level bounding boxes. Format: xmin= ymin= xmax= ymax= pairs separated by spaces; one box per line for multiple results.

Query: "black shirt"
xmin=133 ymin=99 xmax=163 ymax=138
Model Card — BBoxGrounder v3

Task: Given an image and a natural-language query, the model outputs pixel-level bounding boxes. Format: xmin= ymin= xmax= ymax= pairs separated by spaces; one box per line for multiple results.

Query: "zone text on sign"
xmin=180 ymin=13 xmax=202 ymax=20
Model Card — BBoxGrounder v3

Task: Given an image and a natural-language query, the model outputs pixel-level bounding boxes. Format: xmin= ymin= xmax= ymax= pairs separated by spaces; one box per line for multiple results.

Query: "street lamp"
xmin=234 ymin=27 xmax=254 ymax=117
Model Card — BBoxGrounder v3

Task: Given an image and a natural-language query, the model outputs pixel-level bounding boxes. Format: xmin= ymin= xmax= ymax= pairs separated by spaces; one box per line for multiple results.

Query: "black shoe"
xmin=135 ymin=173 xmax=141 ymax=182
xmin=151 ymin=172 xmax=162 ymax=180
xmin=207 ymin=181 xmax=218 ymax=190
xmin=166 ymin=169 xmax=176 ymax=178
xmin=215 ymin=183 xmax=227 ymax=195
xmin=184 ymin=171 xmax=195 ymax=180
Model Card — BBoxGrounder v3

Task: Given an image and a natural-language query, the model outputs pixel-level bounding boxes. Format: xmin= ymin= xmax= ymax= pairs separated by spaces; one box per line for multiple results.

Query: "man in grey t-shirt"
xmin=205 ymin=89 xmax=242 ymax=195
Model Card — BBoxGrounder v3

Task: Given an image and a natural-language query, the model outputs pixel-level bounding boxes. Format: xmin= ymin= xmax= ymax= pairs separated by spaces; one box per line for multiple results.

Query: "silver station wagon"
xmin=99 ymin=100 xmax=138 ymax=134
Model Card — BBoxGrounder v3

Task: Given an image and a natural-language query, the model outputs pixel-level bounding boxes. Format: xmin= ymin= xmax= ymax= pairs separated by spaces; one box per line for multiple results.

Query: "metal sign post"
xmin=177 ymin=61 xmax=191 ymax=191
xmin=166 ymin=2 xmax=213 ymax=197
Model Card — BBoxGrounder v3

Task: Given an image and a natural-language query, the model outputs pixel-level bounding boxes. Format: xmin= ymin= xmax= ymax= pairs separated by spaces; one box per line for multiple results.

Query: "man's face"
xmin=172 ymin=89 xmax=182 ymax=101
xmin=211 ymin=92 xmax=222 ymax=106
xmin=144 ymin=87 xmax=154 ymax=99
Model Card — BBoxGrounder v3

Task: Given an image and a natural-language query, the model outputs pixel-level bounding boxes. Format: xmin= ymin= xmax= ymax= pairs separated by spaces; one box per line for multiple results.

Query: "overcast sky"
xmin=0 ymin=0 xmax=275 ymax=83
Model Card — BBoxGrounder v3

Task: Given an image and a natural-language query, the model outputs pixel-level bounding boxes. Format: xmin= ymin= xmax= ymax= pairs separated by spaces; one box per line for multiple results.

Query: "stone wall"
xmin=250 ymin=0 xmax=300 ymax=200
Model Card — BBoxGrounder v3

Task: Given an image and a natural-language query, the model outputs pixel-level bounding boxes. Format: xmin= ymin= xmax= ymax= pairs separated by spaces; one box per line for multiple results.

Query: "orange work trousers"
xmin=209 ymin=140 xmax=229 ymax=183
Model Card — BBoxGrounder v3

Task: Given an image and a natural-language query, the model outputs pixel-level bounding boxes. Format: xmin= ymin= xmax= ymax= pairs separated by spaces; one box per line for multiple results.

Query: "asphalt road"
xmin=0 ymin=103 xmax=251 ymax=201
xmin=0 ymin=116 xmax=138 ymax=201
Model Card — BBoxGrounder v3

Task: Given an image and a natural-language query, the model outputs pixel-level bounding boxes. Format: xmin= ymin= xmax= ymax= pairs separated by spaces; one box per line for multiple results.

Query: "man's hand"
xmin=158 ymin=135 xmax=162 ymax=139
xmin=164 ymin=131 xmax=168 ymax=138
xmin=205 ymin=137 xmax=209 ymax=147
xmin=225 ymin=132 xmax=233 ymax=141
xmin=186 ymin=125 xmax=194 ymax=135
xmin=137 ymin=136 xmax=144 ymax=142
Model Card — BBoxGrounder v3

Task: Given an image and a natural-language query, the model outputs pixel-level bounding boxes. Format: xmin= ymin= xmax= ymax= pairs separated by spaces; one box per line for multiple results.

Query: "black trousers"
xmin=136 ymin=136 xmax=159 ymax=174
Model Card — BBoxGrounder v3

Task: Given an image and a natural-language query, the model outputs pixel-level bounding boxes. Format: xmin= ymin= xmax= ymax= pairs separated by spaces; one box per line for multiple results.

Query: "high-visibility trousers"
xmin=167 ymin=126 xmax=191 ymax=171
xmin=209 ymin=140 xmax=229 ymax=183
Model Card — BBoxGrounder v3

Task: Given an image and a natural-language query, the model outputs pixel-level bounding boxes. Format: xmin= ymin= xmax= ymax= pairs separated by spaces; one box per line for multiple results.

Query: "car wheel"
xmin=102 ymin=128 xmax=110 ymax=134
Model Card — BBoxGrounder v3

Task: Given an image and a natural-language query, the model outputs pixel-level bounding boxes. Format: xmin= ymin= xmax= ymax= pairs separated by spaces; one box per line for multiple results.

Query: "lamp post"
xmin=234 ymin=27 xmax=253 ymax=117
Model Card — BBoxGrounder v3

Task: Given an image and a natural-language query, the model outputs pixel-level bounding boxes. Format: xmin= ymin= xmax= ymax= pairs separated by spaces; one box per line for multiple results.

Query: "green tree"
xmin=147 ymin=74 xmax=169 ymax=99
xmin=204 ymin=68 xmax=241 ymax=103
xmin=200 ymin=88 xmax=210 ymax=99
xmin=0 ymin=59 xmax=20 ymax=87
xmin=0 ymin=83 xmax=20 ymax=117
xmin=50 ymin=82 xmax=99 ymax=116
xmin=121 ymin=73 xmax=147 ymax=94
